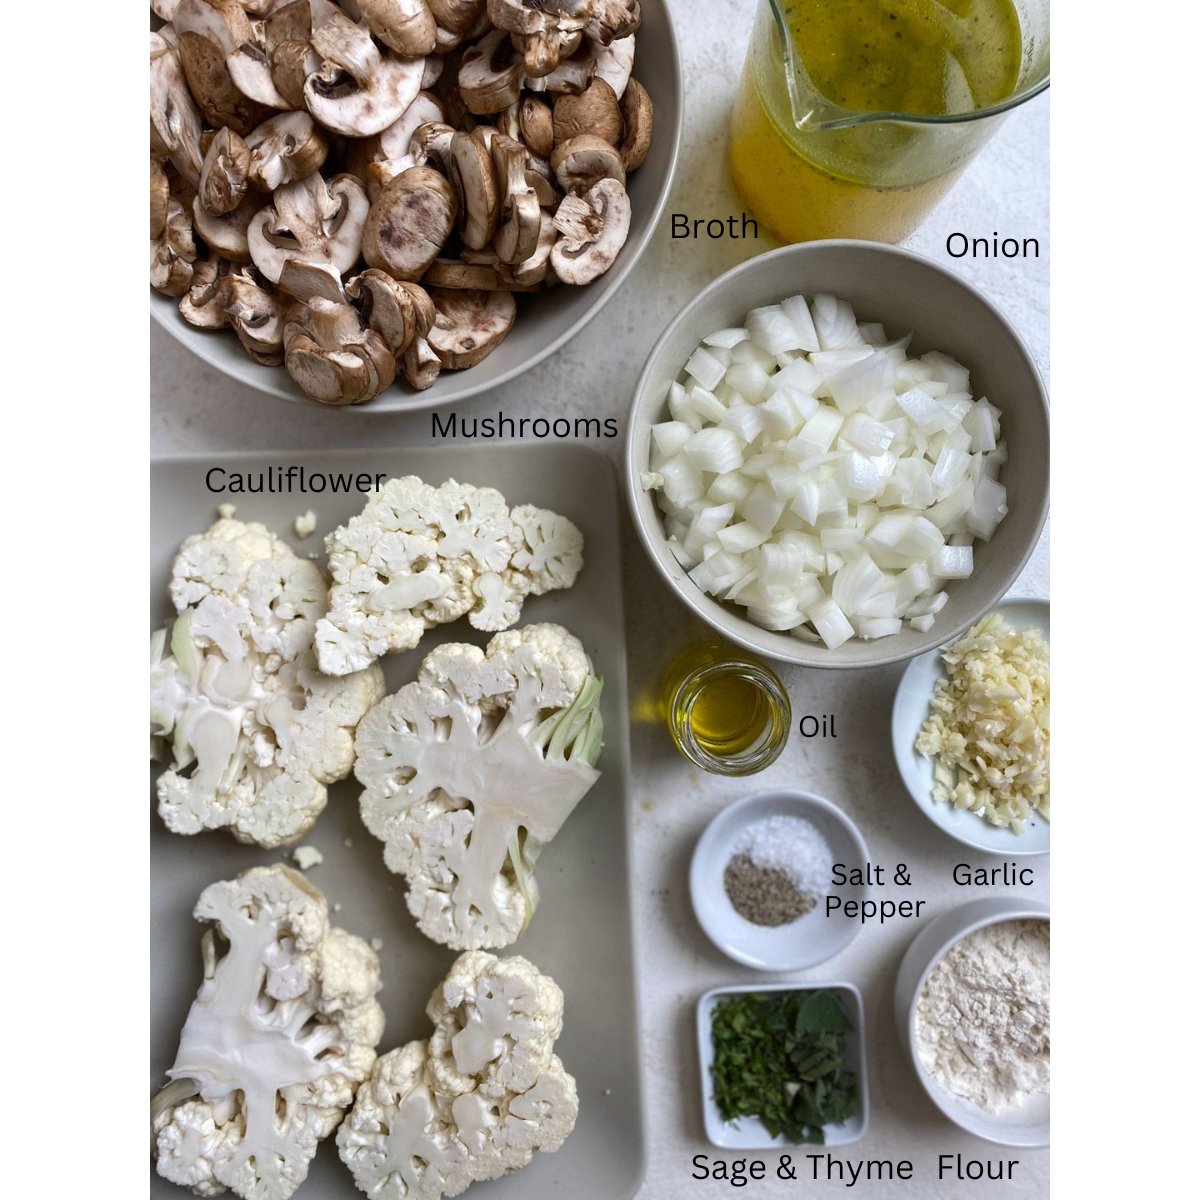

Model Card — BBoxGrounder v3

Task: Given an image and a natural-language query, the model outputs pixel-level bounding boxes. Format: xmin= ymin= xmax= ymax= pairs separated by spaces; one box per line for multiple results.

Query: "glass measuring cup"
xmin=729 ymin=0 xmax=1050 ymax=244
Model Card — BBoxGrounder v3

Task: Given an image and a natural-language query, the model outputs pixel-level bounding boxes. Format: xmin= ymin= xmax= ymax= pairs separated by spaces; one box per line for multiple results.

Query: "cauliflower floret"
xmin=152 ymin=866 xmax=385 ymax=1200
xmin=425 ymin=951 xmax=564 ymax=1100
xmin=354 ymin=624 xmax=604 ymax=950
xmin=338 ymin=953 xmax=577 ymax=1200
xmin=316 ymin=477 xmax=584 ymax=676
xmin=509 ymin=505 xmax=584 ymax=595
xmin=152 ymin=518 xmax=385 ymax=849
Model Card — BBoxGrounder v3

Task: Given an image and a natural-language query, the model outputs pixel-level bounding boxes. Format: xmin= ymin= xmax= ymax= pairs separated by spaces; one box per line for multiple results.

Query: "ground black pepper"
xmin=723 ymin=853 xmax=815 ymax=926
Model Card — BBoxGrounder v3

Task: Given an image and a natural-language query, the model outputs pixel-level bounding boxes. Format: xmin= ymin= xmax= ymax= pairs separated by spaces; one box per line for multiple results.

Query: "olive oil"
xmin=662 ymin=643 xmax=791 ymax=775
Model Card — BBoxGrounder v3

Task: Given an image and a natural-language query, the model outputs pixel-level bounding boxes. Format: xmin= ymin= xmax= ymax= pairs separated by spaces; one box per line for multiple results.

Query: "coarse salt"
xmin=733 ymin=815 xmax=833 ymax=898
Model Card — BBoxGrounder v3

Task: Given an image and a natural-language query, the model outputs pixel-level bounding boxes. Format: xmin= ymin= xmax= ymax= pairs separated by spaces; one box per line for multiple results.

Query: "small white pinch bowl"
xmin=894 ymin=897 xmax=1050 ymax=1147
xmin=689 ymin=788 xmax=870 ymax=971
xmin=697 ymin=981 xmax=869 ymax=1148
xmin=892 ymin=595 xmax=1050 ymax=856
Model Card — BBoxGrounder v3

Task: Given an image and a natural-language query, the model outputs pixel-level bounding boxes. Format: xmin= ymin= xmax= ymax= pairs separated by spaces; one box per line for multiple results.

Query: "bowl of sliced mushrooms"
xmin=150 ymin=0 xmax=681 ymax=409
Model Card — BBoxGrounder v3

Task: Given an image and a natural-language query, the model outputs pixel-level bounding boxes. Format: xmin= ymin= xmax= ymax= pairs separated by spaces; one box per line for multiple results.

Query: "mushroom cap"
xmin=432 ymin=0 xmax=487 ymax=35
xmin=271 ymin=39 xmax=322 ymax=110
xmin=458 ymin=29 xmax=523 ymax=116
xmin=549 ymin=176 xmax=630 ymax=285
xmin=304 ymin=11 xmax=425 ymax=137
xmin=550 ymin=134 xmax=625 ymax=194
xmin=283 ymin=297 xmax=397 ymax=404
xmin=518 ymin=95 xmax=554 ymax=158
xmin=618 ymin=75 xmax=653 ymax=171
xmin=247 ymin=171 xmax=370 ymax=282
xmin=193 ymin=190 xmax=264 ymax=263
xmin=552 ymin=78 xmax=622 ymax=147
xmin=174 ymin=0 xmax=265 ymax=133
xmin=150 ymin=38 xmax=205 ymax=186
xmin=277 ymin=258 xmax=348 ymax=304
xmin=358 ymin=0 xmax=438 ymax=57
xmin=427 ymin=288 xmax=516 ymax=369
xmin=199 ymin=126 xmax=251 ymax=216
xmin=246 ymin=111 xmax=329 ymax=191
xmin=362 ymin=166 xmax=458 ymax=282
xmin=449 ymin=131 xmax=500 ymax=251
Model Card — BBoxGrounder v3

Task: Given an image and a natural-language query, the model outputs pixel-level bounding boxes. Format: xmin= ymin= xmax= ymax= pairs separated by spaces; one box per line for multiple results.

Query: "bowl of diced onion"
xmin=625 ymin=241 xmax=1049 ymax=668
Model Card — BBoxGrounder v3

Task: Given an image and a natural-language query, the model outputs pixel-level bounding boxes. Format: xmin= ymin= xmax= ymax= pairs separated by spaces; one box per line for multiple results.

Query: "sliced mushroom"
xmin=173 ymin=0 xmax=266 ymax=133
xmin=522 ymin=40 xmax=597 ymax=95
xmin=618 ymin=75 xmax=653 ymax=171
xmin=594 ymin=31 xmax=635 ymax=98
xmin=245 ymin=111 xmax=328 ymax=191
xmin=358 ymin=0 xmax=437 ymax=56
xmin=271 ymin=39 xmax=322 ymax=109
xmin=152 ymin=0 xmax=183 ymax=17
xmin=277 ymin=258 xmax=348 ymax=304
xmin=151 ymin=199 xmax=199 ymax=296
xmin=449 ymin=131 xmax=500 ymax=251
xmin=421 ymin=258 xmax=539 ymax=290
xmin=441 ymin=85 xmax=478 ymax=132
xmin=151 ymin=161 xmax=170 ymax=240
xmin=549 ymin=176 xmax=630 ymax=284
xmin=194 ymin=191 xmax=264 ymax=263
xmin=512 ymin=209 xmax=556 ymax=285
xmin=519 ymin=95 xmax=553 ymax=158
xmin=248 ymin=172 xmax=369 ymax=282
xmin=491 ymin=134 xmax=540 ymax=265
xmin=347 ymin=269 xmax=434 ymax=356
xmin=550 ymin=133 xmax=625 ymax=194
xmin=427 ymin=288 xmax=516 ymax=368
xmin=458 ymin=30 xmax=522 ymax=115
xmin=199 ymin=126 xmax=251 ymax=215
xmin=283 ymin=298 xmax=397 ymax=404
xmin=430 ymin=0 xmax=486 ymax=33
xmin=487 ymin=0 xmax=584 ymax=79
xmin=553 ymin=78 xmax=622 ymax=147
xmin=421 ymin=55 xmax=444 ymax=88
xmin=224 ymin=275 xmax=287 ymax=364
xmin=403 ymin=333 xmax=442 ymax=389
xmin=304 ymin=10 xmax=425 ymax=137
xmin=362 ymin=166 xmax=458 ymax=281
xmin=349 ymin=93 xmax=446 ymax=201
xmin=525 ymin=154 xmax=559 ymax=206
xmin=178 ymin=258 xmax=234 ymax=327
xmin=150 ymin=34 xmax=205 ymax=186
xmin=226 ymin=43 xmax=290 ymax=109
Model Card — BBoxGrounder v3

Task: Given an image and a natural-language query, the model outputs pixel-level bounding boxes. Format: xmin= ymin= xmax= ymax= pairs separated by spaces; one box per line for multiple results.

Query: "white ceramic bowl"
xmin=689 ymin=788 xmax=870 ymax=971
xmin=625 ymin=241 xmax=1050 ymax=668
xmin=150 ymin=3 xmax=682 ymax=412
xmin=892 ymin=596 xmax=1050 ymax=856
xmin=697 ymin=981 xmax=869 ymax=1148
xmin=894 ymin=897 xmax=1050 ymax=1147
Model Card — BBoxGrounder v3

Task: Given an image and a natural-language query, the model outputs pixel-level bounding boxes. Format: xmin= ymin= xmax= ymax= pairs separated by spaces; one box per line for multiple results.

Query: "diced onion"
xmin=647 ymin=295 xmax=1008 ymax=647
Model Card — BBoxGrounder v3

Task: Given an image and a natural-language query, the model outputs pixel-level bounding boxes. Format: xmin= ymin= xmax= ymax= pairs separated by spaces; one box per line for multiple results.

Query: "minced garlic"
xmin=915 ymin=612 xmax=1049 ymax=833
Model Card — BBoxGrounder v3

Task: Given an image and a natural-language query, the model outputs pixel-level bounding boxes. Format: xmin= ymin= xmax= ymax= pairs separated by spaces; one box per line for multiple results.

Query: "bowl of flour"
xmin=894 ymin=897 xmax=1050 ymax=1146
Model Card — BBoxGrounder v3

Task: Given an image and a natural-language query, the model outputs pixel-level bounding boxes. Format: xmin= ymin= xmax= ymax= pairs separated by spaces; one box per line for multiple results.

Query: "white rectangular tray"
xmin=150 ymin=445 xmax=646 ymax=1200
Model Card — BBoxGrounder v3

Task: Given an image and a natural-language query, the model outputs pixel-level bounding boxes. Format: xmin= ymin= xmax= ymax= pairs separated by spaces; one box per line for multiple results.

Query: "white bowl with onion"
xmin=625 ymin=242 xmax=1049 ymax=668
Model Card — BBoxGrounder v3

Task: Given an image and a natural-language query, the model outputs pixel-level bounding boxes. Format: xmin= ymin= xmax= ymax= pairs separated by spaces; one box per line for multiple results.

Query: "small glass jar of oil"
xmin=662 ymin=642 xmax=791 ymax=776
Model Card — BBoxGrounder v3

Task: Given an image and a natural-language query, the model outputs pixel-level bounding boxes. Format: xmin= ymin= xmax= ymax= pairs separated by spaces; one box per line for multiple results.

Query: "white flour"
xmin=916 ymin=918 xmax=1050 ymax=1114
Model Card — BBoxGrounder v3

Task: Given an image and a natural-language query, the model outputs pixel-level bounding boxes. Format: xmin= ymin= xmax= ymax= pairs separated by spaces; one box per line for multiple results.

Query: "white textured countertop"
xmin=152 ymin=2 xmax=1049 ymax=1196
